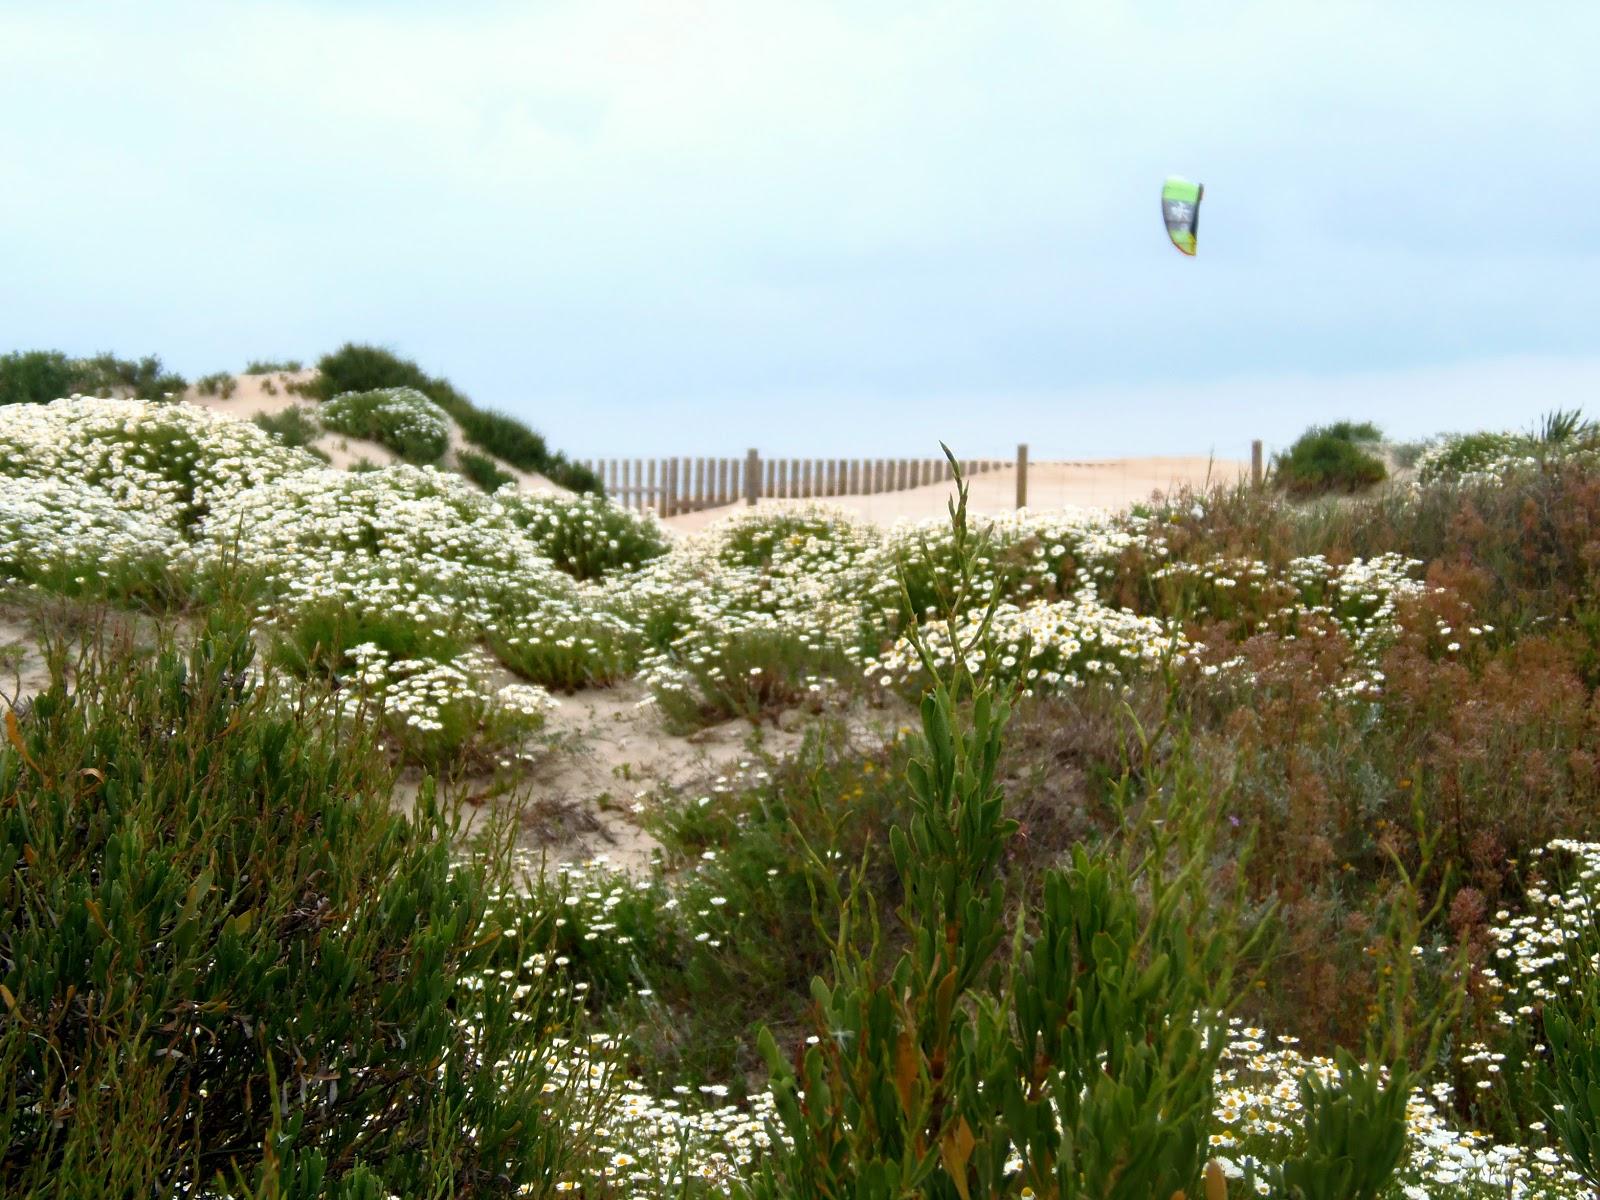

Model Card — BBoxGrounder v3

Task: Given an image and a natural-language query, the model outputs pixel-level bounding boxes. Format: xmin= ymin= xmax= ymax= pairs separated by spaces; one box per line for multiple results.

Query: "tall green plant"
xmin=746 ymin=452 xmax=1254 ymax=1200
xmin=1539 ymin=881 xmax=1600 ymax=1188
xmin=1255 ymin=804 xmax=1462 ymax=1200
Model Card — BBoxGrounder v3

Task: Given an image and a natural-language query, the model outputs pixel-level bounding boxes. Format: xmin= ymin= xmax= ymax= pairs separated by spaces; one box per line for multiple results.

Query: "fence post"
xmin=1016 ymin=443 xmax=1029 ymax=510
xmin=664 ymin=457 xmax=678 ymax=518
xmin=1251 ymin=439 xmax=1264 ymax=489
xmin=745 ymin=448 xmax=760 ymax=506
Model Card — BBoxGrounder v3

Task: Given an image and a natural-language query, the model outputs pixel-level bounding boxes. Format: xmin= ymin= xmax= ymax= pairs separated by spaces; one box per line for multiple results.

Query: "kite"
xmin=1161 ymin=176 xmax=1203 ymax=256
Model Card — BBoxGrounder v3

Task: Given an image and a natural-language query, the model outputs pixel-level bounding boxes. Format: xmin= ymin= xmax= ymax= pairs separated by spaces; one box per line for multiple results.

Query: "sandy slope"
xmin=663 ymin=455 xmax=1248 ymax=533
xmin=182 ymin=371 xmax=570 ymax=493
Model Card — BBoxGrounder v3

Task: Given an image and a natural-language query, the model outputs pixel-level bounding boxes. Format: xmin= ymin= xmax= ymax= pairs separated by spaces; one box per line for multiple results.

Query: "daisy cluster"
xmin=343 ymin=642 xmax=557 ymax=769
xmin=534 ymin=1033 xmax=781 ymax=1193
xmin=196 ymin=463 xmax=581 ymax=644
xmin=1483 ymin=839 xmax=1600 ymax=1009
xmin=497 ymin=488 xmax=670 ymax=580
xmin=1209 ymin=1023 xmax=1584 ymax=1199
xmin=318 ymin=386 xmax=452 ymax=464
xmin=0 ymin=474 xmax=181 ymax=589
xmin=872 ymin=506 xmax=1166 ymax=617
xmin=620 ymin=508 xmax=883 ymax=723
xmin=0 ymin=395 xmax=316 ymax=530
xmin=508 ymin=1009 xmax=1583 ymax=1197
xmin=1415 ymin=435 xmax=1600 ymax=486
xmin=865 ymin=587 xmax=1187 ymax=696
xmin=1153 ymin=551 xmax=1425 ymax=651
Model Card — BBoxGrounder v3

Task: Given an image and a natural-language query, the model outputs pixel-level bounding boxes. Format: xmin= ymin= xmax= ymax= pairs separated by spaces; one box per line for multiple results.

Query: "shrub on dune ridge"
xmin=244 ymin=357 xmax=303 ymax=374
xmin=457 ymin=447 xmax=517 ymax=493
xmin=0 ymin=350 xmax=75 ymax=407
xmin=1 ymin=349 xmax=186 ymax=406
xmin=1274 ymin=421 xmax=1388 ymax=496
xmin=194 ymin=371 xmax=237 ymax=399
xmin=308 ymin=343 xmax=603 ymax=493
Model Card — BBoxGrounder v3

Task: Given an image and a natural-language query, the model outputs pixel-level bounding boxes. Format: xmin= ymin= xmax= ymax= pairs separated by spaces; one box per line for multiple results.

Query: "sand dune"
xmin=181 ymin=372 xmax=569 ymax=493
xmin=662 ymin=456 xmax=1247 ymax=532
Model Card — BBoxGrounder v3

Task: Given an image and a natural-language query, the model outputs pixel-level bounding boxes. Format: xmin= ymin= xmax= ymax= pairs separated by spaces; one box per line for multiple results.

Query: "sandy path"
xmin=395 ymin=682 xmax=910 ymax=879
xmin=662 ymin=456 xmax=1248 ymax=533
xmin=0 ymin=614 xmax=52 ymax=712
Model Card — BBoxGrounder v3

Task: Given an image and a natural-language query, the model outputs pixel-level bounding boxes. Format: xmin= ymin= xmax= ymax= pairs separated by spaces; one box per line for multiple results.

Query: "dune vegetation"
xmin=5 ymin=391 xmax=1600 ymax=1196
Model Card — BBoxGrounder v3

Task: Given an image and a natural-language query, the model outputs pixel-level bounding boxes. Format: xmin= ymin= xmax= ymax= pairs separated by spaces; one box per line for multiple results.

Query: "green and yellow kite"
xmin=1161 ymin=176 xmax=1203 ymax=256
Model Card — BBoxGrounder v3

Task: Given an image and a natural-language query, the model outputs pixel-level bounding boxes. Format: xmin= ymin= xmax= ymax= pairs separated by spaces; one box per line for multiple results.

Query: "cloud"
xmin=2 ymin=1 xmax=1596 ymax=456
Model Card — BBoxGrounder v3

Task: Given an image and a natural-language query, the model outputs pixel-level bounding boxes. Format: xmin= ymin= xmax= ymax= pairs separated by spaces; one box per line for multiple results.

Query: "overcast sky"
xmin=3 ymin=1 xmax=1597 ymax=460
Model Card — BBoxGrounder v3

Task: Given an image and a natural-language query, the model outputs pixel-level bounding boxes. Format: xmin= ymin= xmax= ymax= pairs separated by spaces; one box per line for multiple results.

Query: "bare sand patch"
xmin=0 ymin=613 xmax=52 ymax=713
xmin=393 ymin=682 xmax=913 ymax=879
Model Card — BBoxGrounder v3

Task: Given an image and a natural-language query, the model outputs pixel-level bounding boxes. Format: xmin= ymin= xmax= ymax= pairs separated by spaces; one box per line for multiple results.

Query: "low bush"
xmin=244 ymin=358 xmax=303 ymax=374
xmin=319 ymin=387 xmax=450 ymax=465
xmin=71 ymin=352 xmax=188 ymax=400
xmin=1275 ymin=422 xmax=1388 ymax=495
xmin=194 ymin=371 xmax=237 ymax=399
xmin=253 ymin=403 xmax=323 ymax=450
xmin=487 ymin=607 xmax=638 ymax=691
xmin=0 ymin=614 xmax=582 ymax=1196
xmin=0 ymin=350 xmax=186 ymax=405
xmin=0 ymin=350 xmax=75 ymax=406
xmin=457 ymin=447 xmax=516 ymax=493
xmin=310 ymin=343 xmax=602 ymax=493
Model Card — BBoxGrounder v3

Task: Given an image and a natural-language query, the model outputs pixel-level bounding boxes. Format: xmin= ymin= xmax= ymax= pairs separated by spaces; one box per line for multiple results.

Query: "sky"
xmin=3 ymin=1 xmax=1598 ymax=461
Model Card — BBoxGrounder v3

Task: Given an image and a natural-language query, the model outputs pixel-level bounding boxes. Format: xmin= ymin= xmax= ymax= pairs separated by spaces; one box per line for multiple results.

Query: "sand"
xmin=662 ymin=455 xmax=1248 ymax=533
xmin=0 ymin=614 xmax=52 ymax=713
xmin=390 ymin=681 xmax=912 ymax=878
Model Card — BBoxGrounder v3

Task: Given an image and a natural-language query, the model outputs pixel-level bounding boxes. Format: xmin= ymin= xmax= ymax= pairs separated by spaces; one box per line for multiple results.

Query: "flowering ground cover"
xmin=6 ymin=396 xmax=1600 ymax=1196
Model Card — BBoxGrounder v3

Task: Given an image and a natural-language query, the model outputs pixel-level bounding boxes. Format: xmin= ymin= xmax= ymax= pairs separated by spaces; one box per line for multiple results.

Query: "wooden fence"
xmin=582 ymin=452 xmax=1009 ymax=516
xmin=584 ymin=441 xmax=1267 ymax=516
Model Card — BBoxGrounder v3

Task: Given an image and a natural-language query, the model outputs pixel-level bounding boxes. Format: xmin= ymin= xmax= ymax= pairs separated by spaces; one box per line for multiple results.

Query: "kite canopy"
xmin=1161 ymin=176 xmax=1203 ymax=256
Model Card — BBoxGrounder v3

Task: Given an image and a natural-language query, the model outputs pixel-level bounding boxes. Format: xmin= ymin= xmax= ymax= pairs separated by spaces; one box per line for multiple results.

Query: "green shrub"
xmin=0 ymin=615 xmax=582 ymax=1196
xmin=195 ymin=371 xmax=237 ymax=399
xmin=457 ymin=448 xmax=517 ymax=493
xmin=1274 ymin=423 xmax=1388 ymax=496
xmin=245 ymin=358 xmax=303 ymax=374
xmin=319 ymin=387 xmax=450 ymax=465
xmin=1319 ymin=420 xmax=1383 ymax=444
xmin=309 ymin=343 xmax=448 ymax=403
xmin=1536 ymin=408 xmax=1595 ymax=446
xmin=253 ymin=404 xmax=323 ymax=450
xmin=0 ymin=351 xmax=186 ymax=405
xmin=309 ymin=344 xmax=602 ymax=493
xmin=0 ymin=350 xmax=75 ymax=406
xmin=71 ymin=352 xmax=187 ymax=400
